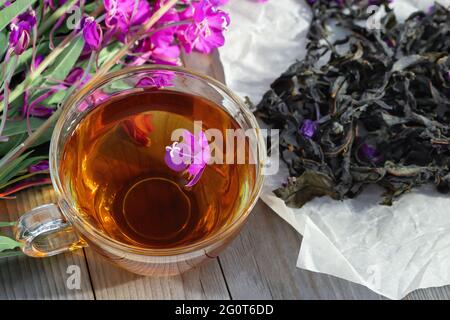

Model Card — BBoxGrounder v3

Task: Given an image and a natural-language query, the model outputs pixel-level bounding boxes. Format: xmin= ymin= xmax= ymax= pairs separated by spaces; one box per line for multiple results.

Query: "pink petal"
xmin=164 ymin=148 xmax=188 ymax=172
xmin=185 ymin=166 xmax=206 ymax=188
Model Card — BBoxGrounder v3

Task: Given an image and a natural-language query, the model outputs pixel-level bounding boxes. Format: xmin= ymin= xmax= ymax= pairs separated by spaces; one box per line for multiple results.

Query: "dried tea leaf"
xmin=257 ymin=1 xmax=450 ymax=207
xmin=274 ymin=170 xmax=338 ymax=208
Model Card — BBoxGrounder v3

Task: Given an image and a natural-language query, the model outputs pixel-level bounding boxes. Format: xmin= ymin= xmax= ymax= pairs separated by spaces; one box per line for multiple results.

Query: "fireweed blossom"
xmin=165 ymin=129 xmax=211 ymax=187
xmin=129 ymin=2 xmax=181 ymax=66
xmin=23 ymin=91 xmax=55 ymax=119
xmin=104 ymin=0 xmax=152 ymax=42
xmin=177 ymin=0 xmax=230 ymax=54
xmin=22 ymin=67 xmax=92 ymax=120
xmin=28 ymin=160 xmax=50 ymax=173
xmin=82 ymin=17 xmax=103 ymax=51
xmin=9 ymin=10 xmax=36 ymax=55
xmin=358 ymin=143 xmax=383 ymax=164
xmin=299 ymin=119 xmax=318 ymax=139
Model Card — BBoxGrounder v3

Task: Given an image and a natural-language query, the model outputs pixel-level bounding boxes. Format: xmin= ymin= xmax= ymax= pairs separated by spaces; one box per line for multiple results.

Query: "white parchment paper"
xmin=220 ymin=0 xmax=450 ymax=299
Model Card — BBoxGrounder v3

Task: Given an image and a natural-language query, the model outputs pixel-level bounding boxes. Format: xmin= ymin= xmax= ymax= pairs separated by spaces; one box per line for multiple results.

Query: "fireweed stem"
xmin=37 ymin=0 xmax=80 ymax=36
xmin=0 ymin=0 xmax=178 ymax=170
xmin=0 ymin=54 xmax=19 ymax=138
xmin=0 ymin=32 xmax=79 ymax=114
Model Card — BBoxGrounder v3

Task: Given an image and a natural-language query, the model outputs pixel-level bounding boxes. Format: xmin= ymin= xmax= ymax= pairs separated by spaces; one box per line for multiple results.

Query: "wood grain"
xmin=85 ymin=248 xmax=230 ymax=300
xmin=218 ymin=201 xmax=386 ymax=300
xmin=0 ymin=186 xmax=94 ymax=300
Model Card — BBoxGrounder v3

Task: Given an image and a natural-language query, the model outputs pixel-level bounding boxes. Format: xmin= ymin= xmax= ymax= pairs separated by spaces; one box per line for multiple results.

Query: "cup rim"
xmin=49 ymin=65 xmax=266 ymax=256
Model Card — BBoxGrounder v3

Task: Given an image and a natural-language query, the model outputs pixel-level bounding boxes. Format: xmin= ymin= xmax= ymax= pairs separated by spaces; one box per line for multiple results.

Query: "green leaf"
xmin=0 ymin=133 xmax=25 ymax=156
xmin=0 ymin=152 xmax=32 ymax=183
xmin=0 ymin=119 xmax=53 ymax=157
xmin=2 ymin=118 xmax=46 ymax=137
xmin=0 ymin=170 xmax=46 ymax=190
xmin=0 ymin=221 xmax=15 ymax=227
xmin=0 ymin=31 xmax=7 ymax=58
xmin=42 ymin=36 xmax=85 ymax=82
xmin=84 ymin=1 xmax=97 ymax=13
xmin=0 ymin=151 xmax=48 ymax=187
xmin=98 ymin=43 xmax=122 ymax=67
xmin=0 ymin=0 xmax=38 ymax=32
xmin=0 ymin=236 xmax=22 ymax=252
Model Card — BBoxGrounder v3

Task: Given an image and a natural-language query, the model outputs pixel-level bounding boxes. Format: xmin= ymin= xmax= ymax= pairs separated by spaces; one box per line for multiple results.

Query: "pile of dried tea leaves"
xmin=256 ymin=1 xmax=450 ymax=207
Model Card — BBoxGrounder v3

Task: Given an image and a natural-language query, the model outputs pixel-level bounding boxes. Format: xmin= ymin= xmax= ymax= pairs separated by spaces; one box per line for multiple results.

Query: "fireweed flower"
xmin=131 ymin=35 xmax=180 ymax=66
xmin=359 ymin=143 xmax=383 ymax=163
xmin=22 ymin=91 xmax=55 ymax=119
xmin=33 ymin=55 xmax=44 ymax=69
xmin=209 ymin=0 xmax=229 ymax=5
xmin=65 ymin=67 xmax=91 ymax=85
xmin=82 ymin=17 xmax=103 ymax=51
xmin=130 ymin=4 xmax=181 ymax=66
xmin=165 ymin=129 xmax=211 ymax=187
xmin=28 ymin=160 xmax=50 ymax=173
xmin=23 ymin=67 xmax=92 ymax=119
xmin=45 ymin=0 xmax=68 ymax=10
xmin=9 ymin=11 xmax=36 ymax=55
xmin=104 ymin=0 xmax=152 ymax=41
xmin=177 ymin=0 xmax=230 ymax=54
xmin=300 ymin=119 xmax=318 ymax=139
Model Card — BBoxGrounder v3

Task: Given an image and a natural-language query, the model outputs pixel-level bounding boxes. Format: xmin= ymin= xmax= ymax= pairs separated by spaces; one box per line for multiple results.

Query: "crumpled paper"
xmin=220 ymin=0 xmax=450 ymax=299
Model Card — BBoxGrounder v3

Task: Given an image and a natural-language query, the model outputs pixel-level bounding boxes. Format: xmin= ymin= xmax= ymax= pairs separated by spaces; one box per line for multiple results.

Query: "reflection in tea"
xmin=60 ymin=90 xmax=256 ymax=249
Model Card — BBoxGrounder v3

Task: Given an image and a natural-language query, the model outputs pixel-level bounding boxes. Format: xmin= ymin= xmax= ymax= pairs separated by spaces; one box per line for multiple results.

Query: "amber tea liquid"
xmin=60 ymin=90 xmax=256 ymax=249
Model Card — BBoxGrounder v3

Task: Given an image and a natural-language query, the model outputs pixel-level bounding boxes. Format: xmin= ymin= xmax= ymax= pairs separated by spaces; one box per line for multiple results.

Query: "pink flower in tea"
xmin=122 ymin=114 xmax=153 ymax=147
xmin=177 ymin=0 xmax=230 ymax=54
xmin=165 ymin=129 xmax=211 ymax=187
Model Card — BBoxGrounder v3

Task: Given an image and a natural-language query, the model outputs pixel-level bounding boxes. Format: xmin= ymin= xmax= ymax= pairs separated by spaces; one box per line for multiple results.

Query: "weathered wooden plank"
xmin=218 ymin=201 xmax=386 ymax=299
xmin=406 ymin=286 xmax=450 ymax=300
xmin=0 ymin=186 xmax=94 ymax=300
xmin=85 ymin=248 xmax=230 ymax=300
xmin=181 ymin=50 xmax=226 ymax=83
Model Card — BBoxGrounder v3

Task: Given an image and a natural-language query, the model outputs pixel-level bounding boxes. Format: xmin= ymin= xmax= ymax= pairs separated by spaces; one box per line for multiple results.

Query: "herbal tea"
xmin=60 ymin=89 xmax=256 ymax=249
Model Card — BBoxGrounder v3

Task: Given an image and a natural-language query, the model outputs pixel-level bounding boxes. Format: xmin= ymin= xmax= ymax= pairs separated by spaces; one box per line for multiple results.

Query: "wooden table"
xmin=1 ymin=52 xmax=450 ymax=300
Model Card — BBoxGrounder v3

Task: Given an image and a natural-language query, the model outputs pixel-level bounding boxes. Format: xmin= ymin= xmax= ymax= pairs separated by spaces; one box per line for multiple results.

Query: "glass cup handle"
xmin=14 ymin=203 xmax=86 ymax=257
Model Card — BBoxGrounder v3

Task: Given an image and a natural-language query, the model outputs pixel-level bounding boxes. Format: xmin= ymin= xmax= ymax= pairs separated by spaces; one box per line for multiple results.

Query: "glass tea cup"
xmin=13 ymin=65 xmax=266 ymax=276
